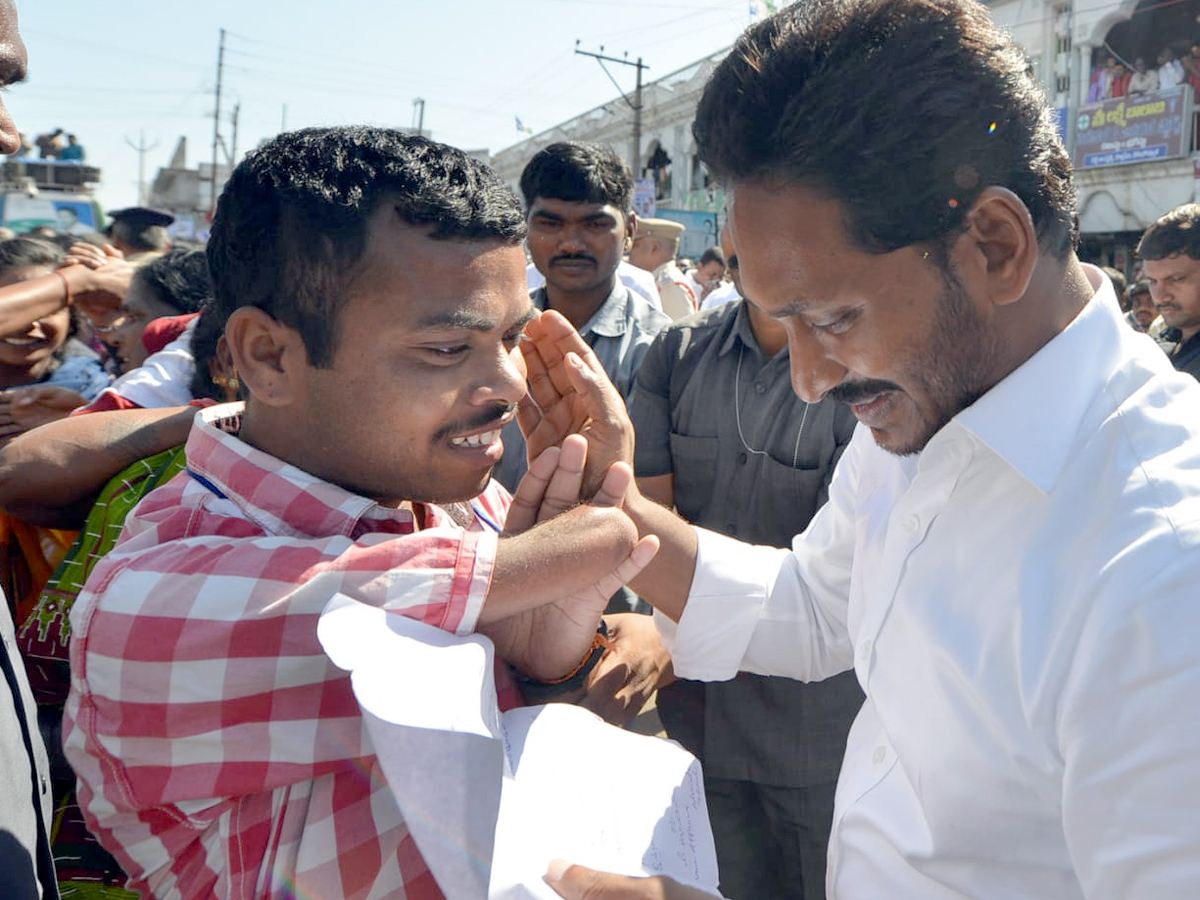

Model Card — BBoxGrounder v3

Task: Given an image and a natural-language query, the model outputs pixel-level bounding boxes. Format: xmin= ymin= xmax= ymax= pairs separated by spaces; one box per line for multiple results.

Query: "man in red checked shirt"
xmin=62 ymin=127 xmax=657 ymax=900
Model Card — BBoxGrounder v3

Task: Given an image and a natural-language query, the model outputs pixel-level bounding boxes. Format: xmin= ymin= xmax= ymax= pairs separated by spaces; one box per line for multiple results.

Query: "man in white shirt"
xmin=536 ymin=0 xmax=1200 ymax=898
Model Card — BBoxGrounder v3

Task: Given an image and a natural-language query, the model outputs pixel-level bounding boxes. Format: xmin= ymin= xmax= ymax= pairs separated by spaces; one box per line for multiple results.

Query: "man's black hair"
xmin=693 ymin=0 xmax=1078 ymax=262
xmin=134 ymin=248 xmax=212 ymax=315
xmin=1137 ymin=204 xmax=1200 ymax=262
xmin=519 ymin=141 xmax=634 ymax=214
xmin=0 ymin=235 xmax=63 ymax=273
xmin=207 ymin=126 xmax=527 ymax=367
xmin=698 ymin=246 xmax=726 ymax=268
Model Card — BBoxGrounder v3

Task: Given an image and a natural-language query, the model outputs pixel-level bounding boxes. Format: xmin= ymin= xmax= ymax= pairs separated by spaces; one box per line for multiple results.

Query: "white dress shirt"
xmin=660 ymin=265 xmax=1200 ymax=898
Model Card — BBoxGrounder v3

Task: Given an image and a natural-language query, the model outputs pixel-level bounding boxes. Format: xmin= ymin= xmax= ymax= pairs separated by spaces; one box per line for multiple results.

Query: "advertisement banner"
xmin=1074 ymin=86 xmax=1191 ymax=169
xmin=633 ymin=177 xmax=657 ymax=218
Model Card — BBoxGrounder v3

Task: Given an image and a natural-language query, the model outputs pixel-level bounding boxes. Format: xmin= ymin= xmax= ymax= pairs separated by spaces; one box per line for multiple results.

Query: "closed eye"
xmin=811 ymin=309 xmax=859 ymax=335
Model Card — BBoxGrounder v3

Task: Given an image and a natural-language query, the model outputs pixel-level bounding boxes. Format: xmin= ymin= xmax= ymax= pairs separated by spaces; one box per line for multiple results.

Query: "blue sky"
xmin=8 ymin=0 xmax=761 ymax=214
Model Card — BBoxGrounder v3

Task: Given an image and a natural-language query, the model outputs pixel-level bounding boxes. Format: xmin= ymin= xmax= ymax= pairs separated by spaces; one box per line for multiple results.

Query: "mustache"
xmin=434 ymin=403 xmax=518 ymax=442
xmin=550 ymin=253 xmax=596 ymax=265
xmin=827 ymin=379 xmax=901 ymax=405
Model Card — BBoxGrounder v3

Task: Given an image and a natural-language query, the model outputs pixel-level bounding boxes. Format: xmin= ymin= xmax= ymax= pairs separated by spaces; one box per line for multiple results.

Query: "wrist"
xmin=512 ymin=619 xmax=612 ymax=704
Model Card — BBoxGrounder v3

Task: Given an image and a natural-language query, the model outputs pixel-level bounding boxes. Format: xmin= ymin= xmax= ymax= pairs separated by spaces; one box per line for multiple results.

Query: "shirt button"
xmin=902 ymin=513 xmax=920 ymax=534
xmin=873 ymin=745 xmax=887 ymax=765
xmin=737 ymin=452 xmax=748 ymax=464
xmin=754 ymin=382 xmax=766 ymax=394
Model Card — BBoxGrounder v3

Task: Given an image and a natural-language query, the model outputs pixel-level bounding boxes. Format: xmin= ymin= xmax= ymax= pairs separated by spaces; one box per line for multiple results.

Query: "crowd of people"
xmin=1 ymin=0 xmax=1199 ymax=899
xmin=1088 ymin=44 xmax=1200 ymax=103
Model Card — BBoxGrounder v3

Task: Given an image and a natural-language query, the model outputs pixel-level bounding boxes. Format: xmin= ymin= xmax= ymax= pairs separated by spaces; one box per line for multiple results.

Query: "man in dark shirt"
xmin=628 ymin=268 xmax=861 ymax=899
xmin=0 ymin=5 xmax=61 ymax=897
xmin=1139 ymin=203 xmax=1200 ymax=380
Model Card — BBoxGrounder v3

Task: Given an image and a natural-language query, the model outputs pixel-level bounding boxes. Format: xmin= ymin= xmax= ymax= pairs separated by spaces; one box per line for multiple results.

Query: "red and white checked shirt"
xmin=63 ymin=403 xmax=519 ymax=899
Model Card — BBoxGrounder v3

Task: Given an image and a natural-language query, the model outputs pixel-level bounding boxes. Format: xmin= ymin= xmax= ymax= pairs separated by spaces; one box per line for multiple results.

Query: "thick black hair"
xmin=519 ymin=141 xmax=634 ymax=214
xmin=0 ymin=236 xmax=63 ymax=272
xmin=133 ymin=248 xmax=212 ymax=315
xmin=693 ymin=0 xmax=1078 ymax=261
xmin=207 ymin=126 xmax=527 ymax=367
xmin=697 ymin=246 xmax=726 ymax=268
xmin=1137 ymin=204 xmax=1200 ymax=261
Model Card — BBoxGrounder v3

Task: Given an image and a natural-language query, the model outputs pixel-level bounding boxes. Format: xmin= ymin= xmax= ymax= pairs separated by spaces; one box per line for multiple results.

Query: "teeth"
xmin=1 ymin=337 xmax=42 ymax=346
xmin=450 ymin=429 xmax=501 ymax=448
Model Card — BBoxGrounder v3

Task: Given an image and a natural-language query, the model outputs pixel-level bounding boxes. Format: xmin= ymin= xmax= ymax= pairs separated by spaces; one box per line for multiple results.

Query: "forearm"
xmin=624 ymin=488 xmax=698 ymax=622
xmin=0 ymin=405 xmax=195 ymax=526
xmin=0 ymin=268 xmax=73 ymax=335
xmin=481 ymin=504 xmax=639 ymax=624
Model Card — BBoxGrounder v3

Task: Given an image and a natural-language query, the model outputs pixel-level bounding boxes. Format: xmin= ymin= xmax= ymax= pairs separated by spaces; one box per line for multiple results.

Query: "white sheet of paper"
xmin=317 ymin=594 xmax=720 ymax=900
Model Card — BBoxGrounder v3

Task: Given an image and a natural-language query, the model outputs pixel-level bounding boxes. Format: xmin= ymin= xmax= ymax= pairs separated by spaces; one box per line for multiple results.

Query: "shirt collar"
xmin=531 ymin=281 xmax=630 ymax=339
xmin=951 ymin=263 xmax=1125 ymax=493
xmin=717 ymin=300 xmax=773 ymax=363
xmin=187 ymin=402 xmax=422 ymax=539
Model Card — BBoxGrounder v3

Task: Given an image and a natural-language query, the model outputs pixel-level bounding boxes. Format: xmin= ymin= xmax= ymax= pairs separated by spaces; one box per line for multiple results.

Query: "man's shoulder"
xmin=613 ymin=282 xmax=672 ymax=335
xmin=643 ymin=302 xmax=739 ymax=370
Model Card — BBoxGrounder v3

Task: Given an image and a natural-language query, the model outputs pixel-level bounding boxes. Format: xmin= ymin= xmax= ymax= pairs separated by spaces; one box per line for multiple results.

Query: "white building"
xmin=489 ymin=0 xmax=1199 ymax=276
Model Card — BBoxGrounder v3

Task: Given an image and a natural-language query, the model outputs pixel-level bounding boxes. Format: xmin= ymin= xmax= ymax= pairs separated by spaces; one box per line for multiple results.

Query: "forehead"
xmin=351 ymin=211 xmax=529 ymax=323
xmin=527 ymin=196 xmax=624 ymax=223
xmin=1144 ymin=254 xmax=1200 ymax=277
xmin=727 ymin=181 xmax=862 ymax=312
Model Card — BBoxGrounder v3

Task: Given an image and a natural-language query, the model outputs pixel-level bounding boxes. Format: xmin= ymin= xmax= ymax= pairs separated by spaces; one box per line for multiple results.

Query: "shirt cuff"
xmin=657 ymin=526 xmax=788 ymax=682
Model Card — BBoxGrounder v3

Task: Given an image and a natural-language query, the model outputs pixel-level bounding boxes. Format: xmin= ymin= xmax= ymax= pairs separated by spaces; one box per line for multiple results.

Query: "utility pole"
xmin=412 ymin=97 xmax=425 ymax=136
xmin=230 ymin=101 xmax=240 ymax=167
xmin=124 ymin=130 xmax=159 ymax=206
xmin=210 ymin=27 xmax=225 ymax=215
xmin=574 ymin=43 xmax=648 ymax=176
xmin=281 ymin=103 xmax=287 ymax=132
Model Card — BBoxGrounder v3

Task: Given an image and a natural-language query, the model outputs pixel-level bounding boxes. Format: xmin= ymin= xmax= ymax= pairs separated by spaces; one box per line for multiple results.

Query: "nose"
xmin=787 ymin=326 xmax=848 ymax=403
xmin=477 ymin=340 xmax=528 ymax=407
xmin=558 ymin=222 xmax=588 ymax=254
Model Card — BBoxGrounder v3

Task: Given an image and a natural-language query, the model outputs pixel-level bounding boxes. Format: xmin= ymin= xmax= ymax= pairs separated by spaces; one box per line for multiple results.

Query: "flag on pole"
xmin=515 ymin=115 xmax=533 ymax=135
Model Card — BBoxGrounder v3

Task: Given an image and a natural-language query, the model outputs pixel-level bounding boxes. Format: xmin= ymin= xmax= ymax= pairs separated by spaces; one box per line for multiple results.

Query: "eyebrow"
xmin=770 ymin=298 xmax=817 ymax=320
xmin=416 ymin=304 xmax=536 ymax=332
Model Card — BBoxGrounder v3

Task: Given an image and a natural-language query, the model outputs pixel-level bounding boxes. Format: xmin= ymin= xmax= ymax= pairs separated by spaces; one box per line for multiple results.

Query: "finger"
xmin=580 ymin=658 xmax=636 ymax=726
xmin=585 ymin=534 xmax=661 ymax=605
xmin=591 ymin=462 xmax=633 ymax=508
xmin=505 ymin=444 xmax=561 ymax=534
xmin=536 ymin=433 xmax=587 ymax=523
xmin=544 ymin=860 xmax=654 ymax=900
xmin=566 ymin=352 xmax=626 ymax=424
xmin=103 ymin=244 xmax=124 ymax=259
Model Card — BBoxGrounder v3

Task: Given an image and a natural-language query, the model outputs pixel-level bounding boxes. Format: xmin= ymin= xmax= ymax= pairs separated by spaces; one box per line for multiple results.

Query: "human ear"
xmin=223 ymin=307 xmax=304 ymax=407
xmin=962 ymin=187 xmax=1037 ymax=308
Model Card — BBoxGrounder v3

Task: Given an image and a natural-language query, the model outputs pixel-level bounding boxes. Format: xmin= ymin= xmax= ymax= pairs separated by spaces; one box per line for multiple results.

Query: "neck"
xmin=1180 ymin=325 xmax=1200 ymax=345
xmin=543 ymin=277 xmax=616 ymax=330
xmin=987 ymin=254 xmax=1092 ymax=389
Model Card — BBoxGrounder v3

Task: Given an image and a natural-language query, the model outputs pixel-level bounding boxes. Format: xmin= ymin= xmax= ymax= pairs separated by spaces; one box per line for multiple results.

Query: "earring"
xmin=213 ymin=370 xmax=240 ymax=392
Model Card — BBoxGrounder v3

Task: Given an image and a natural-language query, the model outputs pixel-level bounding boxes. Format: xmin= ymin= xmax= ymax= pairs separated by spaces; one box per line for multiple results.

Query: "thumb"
xmin=544 ymin=859 xmax=617 ymax=899
xmin=565 ymin=352 xmax=622 ymax=419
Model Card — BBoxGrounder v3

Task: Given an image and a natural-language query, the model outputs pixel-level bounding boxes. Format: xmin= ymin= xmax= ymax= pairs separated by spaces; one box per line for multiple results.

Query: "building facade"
xmin=489 ymin=0 xmax=1198 ymax=275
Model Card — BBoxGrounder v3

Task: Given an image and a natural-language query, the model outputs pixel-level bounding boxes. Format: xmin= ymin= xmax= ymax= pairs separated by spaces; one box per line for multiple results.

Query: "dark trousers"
xmin=704 ymin=776 xmax=837 ymax=900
